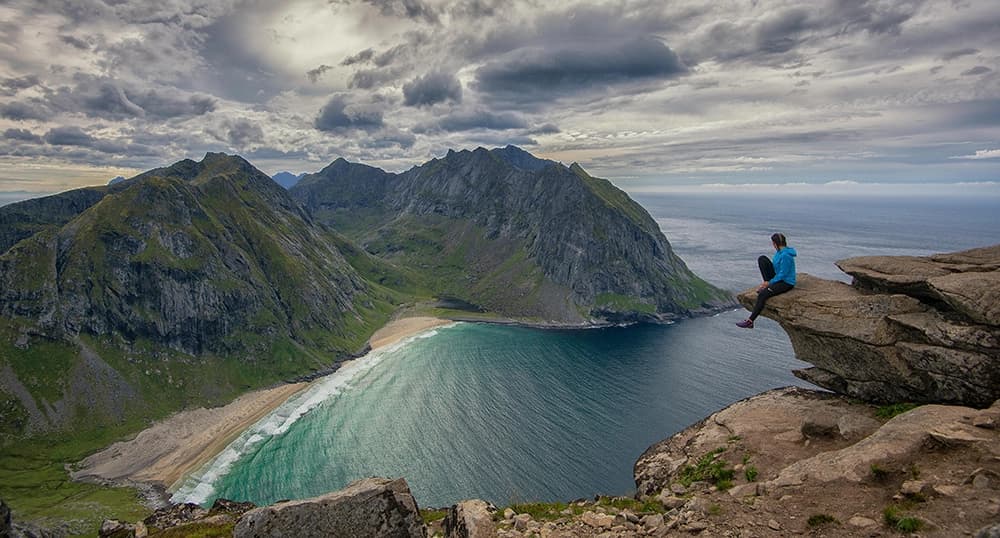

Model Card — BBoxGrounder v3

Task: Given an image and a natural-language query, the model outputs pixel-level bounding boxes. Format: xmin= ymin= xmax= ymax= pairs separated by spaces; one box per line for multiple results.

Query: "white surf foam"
xmin=169 ymin=322 xmax=459 ymax=505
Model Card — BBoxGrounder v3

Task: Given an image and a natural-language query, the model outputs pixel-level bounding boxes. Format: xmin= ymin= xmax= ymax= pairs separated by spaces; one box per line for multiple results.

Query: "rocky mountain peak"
xmin=291 ymin=146 xmax=733 ymax=323
xmin=490 ymin=145 xmax=555 ymax=172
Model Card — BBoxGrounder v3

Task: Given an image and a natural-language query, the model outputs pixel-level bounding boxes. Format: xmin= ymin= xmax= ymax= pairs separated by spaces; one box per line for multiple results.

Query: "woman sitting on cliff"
xmin=737 ymin=233 xmax=796 ymax=329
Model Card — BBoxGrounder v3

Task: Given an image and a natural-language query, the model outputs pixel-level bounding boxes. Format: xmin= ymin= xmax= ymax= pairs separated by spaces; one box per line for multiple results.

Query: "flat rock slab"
xmin=234 ymin=477 xmax=425 ymax=538
xmin=634 ymin=387 xmax=879 ymax=497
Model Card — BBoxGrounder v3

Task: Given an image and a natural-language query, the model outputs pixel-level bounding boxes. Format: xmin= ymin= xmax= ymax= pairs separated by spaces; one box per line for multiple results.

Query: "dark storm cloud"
xmin=42 ymin=126 xmax=160 ymax=156
xmin=941 ymin=48 xmax=979 ymax=61
xmin=402 ymin=71 xmax=462 ymax=107
xmin=690 ymin=0 xmax=923 ymax=65
xmin=348 ymin=66 xmax=407 ymax=89
xmin=43 ymin=75 xmax=216 ymax=120
xmin=315 ymin=95 xmax=384 ymax=132
xmin=529 ymin=123 xmax=560 ymax=135
xmin=224 ymin=119 xmax=264 ymax=147
xmin=415 ymin=110 xmax=528 ymax=133
xmin=307 ymin=64 xmax=334 ymax=83
xmin=1 ymin=75 xmax=42 ymax=95
xmin=0 ymin=100 xmax=53 ymax=121
xmin=43 ymin=126 xmax=95 ymax=147
xmin=363 ymin=0 xmax=439 ymax=24
xmin=341 ymin=48 xmax=375 ymax=66
xmin=961 ymin=66 xmax=992 ymax=76
xmin=474 ymin=37 xmax=686 ymax=101
xmin=3 ymin=128 xmax=44 ymax=144
xmin=374 ymin=44 xmax=409 ymax=67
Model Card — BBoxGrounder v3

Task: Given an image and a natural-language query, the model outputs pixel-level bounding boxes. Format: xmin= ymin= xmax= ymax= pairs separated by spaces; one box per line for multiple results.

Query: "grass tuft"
xmin=420 ymin=509 xmax=448 ymax=524
xmin=884 ymin=505 xmax=925 ymax=533
xmin=807 ymin=514 xmax=837 ymax=527
xmin=876 ymin=403 xmax=920 ymax=419
xmin=678 ymin=447 xmax=735 ymax=489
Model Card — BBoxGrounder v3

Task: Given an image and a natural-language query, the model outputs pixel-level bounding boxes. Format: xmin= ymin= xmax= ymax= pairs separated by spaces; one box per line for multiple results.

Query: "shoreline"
xmin=71 ymin=315 xmax=454 ymax=503
xmin=71 ymin=310 xmax=733 ymax=507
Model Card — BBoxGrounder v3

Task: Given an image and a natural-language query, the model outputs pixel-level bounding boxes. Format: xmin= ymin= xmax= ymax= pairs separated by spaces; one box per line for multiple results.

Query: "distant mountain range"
xmin=272 ymin=171 xmax=306 ymax=189
xmin=0 ymin=146 xmax=731 ymax=437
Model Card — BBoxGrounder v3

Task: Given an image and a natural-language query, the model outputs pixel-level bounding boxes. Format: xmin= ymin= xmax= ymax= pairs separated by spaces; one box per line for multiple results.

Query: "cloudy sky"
xmin=1 ymin=0 xmax=999 ymax=201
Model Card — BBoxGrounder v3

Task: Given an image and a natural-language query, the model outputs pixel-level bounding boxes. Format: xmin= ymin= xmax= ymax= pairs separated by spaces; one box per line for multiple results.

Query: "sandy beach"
xmin=368 ymin=316 xmax=454 ymax=350
xmin=72 ymin=316 xmax=451 ymax=496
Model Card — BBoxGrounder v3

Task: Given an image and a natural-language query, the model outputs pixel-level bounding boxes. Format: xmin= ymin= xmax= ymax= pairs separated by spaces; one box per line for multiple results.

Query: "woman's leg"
xmin=749 ymin=281 xmax=794 ymax=321
xmin=758 ymin=255 xmax=775 ymax=282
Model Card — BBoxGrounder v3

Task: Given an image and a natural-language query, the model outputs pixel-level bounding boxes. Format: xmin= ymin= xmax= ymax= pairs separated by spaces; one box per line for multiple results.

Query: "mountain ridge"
xmin=291 ymin=145 xmax=733 ymax=323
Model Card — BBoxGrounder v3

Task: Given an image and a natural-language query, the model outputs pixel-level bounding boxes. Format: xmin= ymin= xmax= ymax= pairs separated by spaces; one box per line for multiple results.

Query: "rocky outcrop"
xmin=738 ymin=245 xmax=1000 ymax=407
xmin=234 ymin=477 xmax=425 ymax=538
xmin=102 ymin=478 xmax=424 ymax=537
xmin=634 ymin=387 xmax=1000 ymax=537
xmin=442 ymin=499 xmax=496 ymax=538
xmin=292 ymin=145 xmax=733 ymax=324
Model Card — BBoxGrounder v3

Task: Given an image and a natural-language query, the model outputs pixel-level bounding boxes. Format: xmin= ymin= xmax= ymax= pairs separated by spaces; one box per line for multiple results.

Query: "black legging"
xmin=750 ymin=255 xmax=794 ymax=320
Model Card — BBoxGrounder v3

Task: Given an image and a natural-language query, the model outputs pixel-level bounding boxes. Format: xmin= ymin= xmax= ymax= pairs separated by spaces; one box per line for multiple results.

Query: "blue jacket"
xmin=771 ymin=247 xmax=797 ymax=286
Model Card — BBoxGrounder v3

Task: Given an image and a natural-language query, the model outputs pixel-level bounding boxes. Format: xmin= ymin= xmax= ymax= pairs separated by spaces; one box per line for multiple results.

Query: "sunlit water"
xmin=172 ymin=189 xmax=1000 ymax=508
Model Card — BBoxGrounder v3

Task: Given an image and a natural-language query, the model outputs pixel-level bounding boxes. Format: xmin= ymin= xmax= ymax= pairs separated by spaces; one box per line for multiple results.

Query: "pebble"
xmin=767 ymin=519 xmax=781 ymax=531
xmin=503 ymin=508 xmax=515 ymax=520
xmin=901 ymin=480 xmax=928 ymax=496
xmin=934 ymin=484 xmax=959 ymax=497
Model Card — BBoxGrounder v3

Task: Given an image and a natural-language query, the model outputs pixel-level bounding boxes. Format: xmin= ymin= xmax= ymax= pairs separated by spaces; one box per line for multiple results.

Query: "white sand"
xmin=73 ymin=316 xmax=451 ymax=491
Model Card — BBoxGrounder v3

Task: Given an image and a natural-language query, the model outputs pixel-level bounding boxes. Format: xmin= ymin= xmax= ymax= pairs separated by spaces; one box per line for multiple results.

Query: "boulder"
xmin=738 ymin=244 xmax=1000 ymax=406
xmin=443 ymin=500 xmax=496 ymax=538
xmin=234 ymin=477 xmax=425 ymax=538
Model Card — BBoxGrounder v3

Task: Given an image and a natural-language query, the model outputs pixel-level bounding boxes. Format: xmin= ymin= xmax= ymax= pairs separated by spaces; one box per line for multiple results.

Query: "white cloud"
xmin=950 ymin=149 xmax=1000 ymax=160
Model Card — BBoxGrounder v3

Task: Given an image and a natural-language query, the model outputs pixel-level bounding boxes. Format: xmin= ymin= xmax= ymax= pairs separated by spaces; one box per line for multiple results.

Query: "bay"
xmin=173 ymin=187 xmax=1000 ymax=508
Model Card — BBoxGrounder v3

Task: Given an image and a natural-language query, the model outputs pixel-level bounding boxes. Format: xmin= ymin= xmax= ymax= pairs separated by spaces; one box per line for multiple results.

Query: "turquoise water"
xmin=172 ymin=189 xmax=1000 ymax=508
xmin=173 ymin=319 xmax=803 ymax=507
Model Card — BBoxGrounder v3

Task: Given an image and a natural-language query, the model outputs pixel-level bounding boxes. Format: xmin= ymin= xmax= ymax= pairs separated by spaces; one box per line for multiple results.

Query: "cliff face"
xmin=738 ymin=244 xmax=1000 ymax=407
xmin=291 ymin=146 xmax=732 ymax=323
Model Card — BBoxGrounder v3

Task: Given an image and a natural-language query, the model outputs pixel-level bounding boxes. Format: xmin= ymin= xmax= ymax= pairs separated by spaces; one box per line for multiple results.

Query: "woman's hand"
xmin=758 ymin=281 xmax=769 ymax=291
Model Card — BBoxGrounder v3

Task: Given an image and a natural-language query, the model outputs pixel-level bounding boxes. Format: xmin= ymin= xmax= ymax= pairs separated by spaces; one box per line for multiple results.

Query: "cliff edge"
xmin=737 ymin=244 xmax=1000 ymax=407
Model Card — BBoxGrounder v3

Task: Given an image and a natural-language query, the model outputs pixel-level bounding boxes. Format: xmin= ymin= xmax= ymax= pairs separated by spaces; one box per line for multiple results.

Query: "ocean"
xmin=172 ymin=186 xmax=1000 ymax=509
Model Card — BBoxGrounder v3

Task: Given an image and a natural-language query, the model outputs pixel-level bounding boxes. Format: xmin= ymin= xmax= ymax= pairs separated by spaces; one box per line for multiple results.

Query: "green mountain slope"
xmin=0 ymin=153 xmax=401 ymax=438
xmin=291 ymin=145 xmax=733 ymax=323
